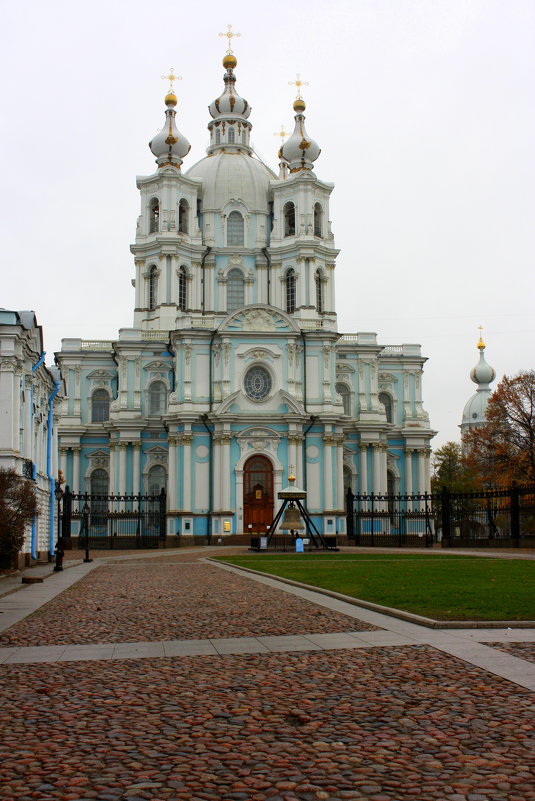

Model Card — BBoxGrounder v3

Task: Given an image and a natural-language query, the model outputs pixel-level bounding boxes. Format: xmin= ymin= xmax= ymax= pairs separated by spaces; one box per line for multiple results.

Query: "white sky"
xmin=2 ymin=0 xmax=533 ymax=449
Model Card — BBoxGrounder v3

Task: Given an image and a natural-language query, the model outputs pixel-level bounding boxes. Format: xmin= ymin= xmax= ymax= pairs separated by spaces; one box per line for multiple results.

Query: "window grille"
xmin=178 ymin=267 xmax=187 ymax=311
xmin=315 ymin=269 xmax=323 ymax=313
xmin=178 ymin=200 xmax=188 ymax=233
xmin=92 ymin=389 xmax=110 ymax=423
xmin=90 ymin=469 xmax=109 ymax=496
xmin=335 ymin=383 xmax=351 ymax=416
xmin=314 ymin=203 xmax=323 ymax=237
xmin=149 ymin=381 xmax=167 ymax=415
xmin=227 ymin=211 xmax=244 ymax=246
xmin=149 ymin=199 xmax=159 ymax=233
xmin=215 ymin=130 xmax=221 ymax=144
xmin=228 ymin=127 xmax=235 ymax=143
xmin=227 ymin=268 xmax=245 ymax=311
xmin=148 ymin=465 xmax=167 ymax=495
xmin=379 ymin=392 xmax=393 ymax=423
xmin=148 ymin=266 xmax=158 ymax=310
xmin=284 ymin=202 xmax=296 ymax=236
xmin=286 ymin=269 xmax=296 ymax=313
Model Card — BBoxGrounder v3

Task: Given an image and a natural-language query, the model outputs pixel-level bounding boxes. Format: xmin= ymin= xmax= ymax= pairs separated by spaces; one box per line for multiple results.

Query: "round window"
xmin=244 ymin=365 xmax=272 ymax=401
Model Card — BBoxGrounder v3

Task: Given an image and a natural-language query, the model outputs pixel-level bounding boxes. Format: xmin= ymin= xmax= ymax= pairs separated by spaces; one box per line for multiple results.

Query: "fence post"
xmin=370 ymin=492 xmax=375 ymax=547
xmin=346 ymin=487 xmax=354 ymax=538
xmin=510 ymin=482 xmax=520 ymax=547
xmin=159 ymin=488 xmax=167 ymax=541
xmin=424 ymin=492 xmax=432 ymax=547
xmin=441 ymin=486 xmax=451 ymax=546
xmin=62 ymin=486 xmax=72 ymax=539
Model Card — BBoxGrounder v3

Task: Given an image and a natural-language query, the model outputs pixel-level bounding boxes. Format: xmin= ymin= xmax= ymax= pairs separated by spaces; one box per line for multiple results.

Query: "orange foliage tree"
xmin=463 ymin=370 xmax=535 ymax=485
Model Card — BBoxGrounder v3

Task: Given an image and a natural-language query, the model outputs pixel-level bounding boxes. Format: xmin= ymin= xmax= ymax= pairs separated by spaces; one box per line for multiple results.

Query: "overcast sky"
xmin=2 ymin=0 xmax=533 ymax=449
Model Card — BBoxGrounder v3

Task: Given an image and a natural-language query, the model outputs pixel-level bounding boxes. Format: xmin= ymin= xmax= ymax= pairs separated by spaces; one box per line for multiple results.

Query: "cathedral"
xmin=56 ymin=42 xmax=435 ymax=544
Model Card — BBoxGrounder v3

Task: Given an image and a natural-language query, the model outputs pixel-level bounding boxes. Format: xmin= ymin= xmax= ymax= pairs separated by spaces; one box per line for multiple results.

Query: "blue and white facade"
xmin=56 ymin=52 xmax=435 ymax=541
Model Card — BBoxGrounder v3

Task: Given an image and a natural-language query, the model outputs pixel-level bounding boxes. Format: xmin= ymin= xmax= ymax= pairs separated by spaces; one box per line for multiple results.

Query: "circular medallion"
xmin=244 ymin=365 xmax=272 ymax=401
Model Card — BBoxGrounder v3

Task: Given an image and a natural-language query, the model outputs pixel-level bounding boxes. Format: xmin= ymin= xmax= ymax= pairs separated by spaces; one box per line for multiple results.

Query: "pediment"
xmin=220 ymin=305 xmax=299 ymax=334
xmin=378 ymin=372 xmax=398 ymax=383
xmin=87 ymin=370 xmax=115 ymax=380
xmin=144 ymin=361 xmax=171 ymax=371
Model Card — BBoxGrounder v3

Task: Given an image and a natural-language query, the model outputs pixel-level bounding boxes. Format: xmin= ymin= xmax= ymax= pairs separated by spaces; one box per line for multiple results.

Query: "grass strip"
xmin=213 ymin=553 xmax=535 ymax=620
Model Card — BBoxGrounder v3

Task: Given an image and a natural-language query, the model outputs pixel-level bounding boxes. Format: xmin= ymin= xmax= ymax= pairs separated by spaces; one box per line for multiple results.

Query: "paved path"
xmin=0 ymin=548 xmax=534 ymax=801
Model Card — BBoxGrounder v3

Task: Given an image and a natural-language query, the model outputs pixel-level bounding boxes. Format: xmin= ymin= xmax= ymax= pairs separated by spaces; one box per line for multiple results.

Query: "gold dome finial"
xmin=219 ymin=23 xmax=241 ymax=55
xmin=289 ymin=74 xmax=309 ymax=113
xmin=477 ymin=324 xmax=486 ymax=350
xmin=288 ymin=465 xmax=296 ymax=483
xmin=161 ymin=68 xmax=181 ymax=105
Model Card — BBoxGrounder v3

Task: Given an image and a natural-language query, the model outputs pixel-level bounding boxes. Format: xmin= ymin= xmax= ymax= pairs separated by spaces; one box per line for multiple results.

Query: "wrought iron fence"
xmin=346 ymin=484 xmax=535 ymax=548
xmin=62 ymin=488 xmax=166 ymax=549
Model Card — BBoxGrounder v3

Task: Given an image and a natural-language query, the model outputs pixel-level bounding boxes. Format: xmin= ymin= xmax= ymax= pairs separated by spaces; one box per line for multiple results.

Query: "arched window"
xmin=379 ymin=392 xmax=393 ymax=423
xmin=284 ymin=202 xmax=295 ymax=236
xmin=148 ymin=266 xmax=158 ymax=310
xmin=91 ymin=389 xmax=110 ymax=423
xmin=315 ymin=269 xmax=324 ymax=313
xmin=90 ymin=468 xmax=109 ymax=496
xmin=314 ymin=203 xmax=323 ymax=237
xmin=178 ymin=266 xmax=187 ymax=311
xmin=286 ymin=268 xmax=296 ymax=313
xmin=149 ymin=198 xmax=159 ymax=233
xmin=178 ymin=200 xmax=189 ymax=234
xmin=242 ymin=129 xmax=247 ymax=144
xmin=148 ymin=465 xmax=167 ymax=495
xmin=227 ymin=268 xmax=245 ymax=311
xmin=227 ymin=211 xmax=244 ymax=246
xmin=149 ymin=381 xmax=167 ymax=415
xmin=215 ymin=129 xmax=221 ymax=145
xmin=336 ymin=382 xmax=351 ymax=416
xmin=228 ymin=127 xmax=235 ymax=144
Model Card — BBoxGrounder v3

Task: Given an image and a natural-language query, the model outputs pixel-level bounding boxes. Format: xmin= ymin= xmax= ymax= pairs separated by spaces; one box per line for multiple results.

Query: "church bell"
xmin=280 ymin=503 xmax=305 ymax=531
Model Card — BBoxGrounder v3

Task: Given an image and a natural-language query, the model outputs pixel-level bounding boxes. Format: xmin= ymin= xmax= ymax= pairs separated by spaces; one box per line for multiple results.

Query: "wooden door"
xmin=243 ymin=455 xmax=274 ymax=533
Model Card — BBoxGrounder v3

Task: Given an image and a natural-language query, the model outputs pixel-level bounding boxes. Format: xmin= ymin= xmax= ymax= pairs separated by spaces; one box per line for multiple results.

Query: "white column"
xmin=118 ymin=443 xmax=127 ymax=496
xmin=72 ymin=447 xmax=80 ymax=494
xmin=336 ymin=438 xmax=344 ymax=510
xmin=109 ymin=443 xmax=116 ymax=495
xmin=381 ymin=445 xmax=388 ymax=495
xmin=221 ymin=434 xmax=231 ymax=510
xmin=213 ymin=436 xmax=222 ymax=511
xmin=133 ymin=443 xmax=141 ymax=495
xmin=323 ymin=436 xmax=333 ymax=510
xmin=60 ymin=448 xmax=68 ymax=484
xmin=405 ymin=449 xmax=413 ymax=510
xmin=372 ymin=445 xmax=382 ymax=495
xmin=168 ymin=438 xmax=177 ymax=510
xmin=182 ymin=434 xmax=193 ymax=511
xmin=417 ymin=449 xmax=426 ymax=496
xmin=24 ymin=376 xmax=33 ymax=458
xmin=296 ymin=436 xmax=303 ymax=488
xmin=359 ymin=445 xmax=368 ymax=495
xmin=424 ymin=448 xmax=432 ymax=495
xmin=288 ymin=436 xmax=298 ymax=478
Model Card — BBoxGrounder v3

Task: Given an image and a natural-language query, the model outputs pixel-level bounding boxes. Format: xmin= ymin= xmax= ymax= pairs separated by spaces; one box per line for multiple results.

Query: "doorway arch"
xmin=243 ymin=454 xmax=274 ymax=533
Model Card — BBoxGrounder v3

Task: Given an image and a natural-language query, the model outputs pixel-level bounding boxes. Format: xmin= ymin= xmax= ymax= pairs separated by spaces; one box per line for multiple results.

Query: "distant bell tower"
xmin=460 ymin=329 xmax=496 ymax=435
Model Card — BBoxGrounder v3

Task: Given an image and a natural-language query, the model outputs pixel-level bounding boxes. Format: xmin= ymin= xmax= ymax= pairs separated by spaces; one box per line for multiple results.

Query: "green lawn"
xmin=213 ymin=553 xmax=535 ymax=620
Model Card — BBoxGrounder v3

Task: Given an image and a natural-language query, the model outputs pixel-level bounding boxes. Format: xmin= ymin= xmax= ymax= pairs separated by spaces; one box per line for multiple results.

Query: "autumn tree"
xmin=431 ymin=441 xmax=480 ymax=492
xmin=0 ymin=468 xmax=38 ymax=565
xmin=463 ymin=370 xmax=535 ymax=485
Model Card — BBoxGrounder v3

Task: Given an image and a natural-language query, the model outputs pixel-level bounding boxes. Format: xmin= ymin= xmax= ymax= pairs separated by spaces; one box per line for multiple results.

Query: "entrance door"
xmin=243 ymin=455 xmax=274 ymax=533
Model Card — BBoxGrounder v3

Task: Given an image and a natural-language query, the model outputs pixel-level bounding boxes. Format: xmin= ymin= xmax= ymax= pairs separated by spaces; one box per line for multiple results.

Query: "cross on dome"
xmin=161 ymin=68 xmax=182 ymax=94
xmin=289 ymin=73 xmax=309 ymax=100
xmin=219 ymin=24 xmax=241 ymax=54
xmin=274 ymin=125 xmax=289 ymax=141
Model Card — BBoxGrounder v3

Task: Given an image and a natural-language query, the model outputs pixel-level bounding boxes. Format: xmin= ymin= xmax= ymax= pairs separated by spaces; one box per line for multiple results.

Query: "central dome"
xmin=186 ymin=152 xmax=276 ymax=211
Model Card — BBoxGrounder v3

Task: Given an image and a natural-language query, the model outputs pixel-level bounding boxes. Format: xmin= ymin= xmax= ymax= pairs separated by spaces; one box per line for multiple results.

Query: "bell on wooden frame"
xmin=280 ymin=502 xmax=305 ymax=531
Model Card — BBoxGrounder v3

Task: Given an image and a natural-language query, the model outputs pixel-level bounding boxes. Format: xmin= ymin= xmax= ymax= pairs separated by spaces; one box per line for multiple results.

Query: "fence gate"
xmin=62 ymin=488 xmax=166 ymax=549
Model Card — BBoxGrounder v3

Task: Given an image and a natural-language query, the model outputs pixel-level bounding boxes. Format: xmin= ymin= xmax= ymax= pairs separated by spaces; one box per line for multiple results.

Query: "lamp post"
xmin=53 ymin=485 xmax=64 ymax=572
xmin=82 ymin=502 xmax=92 ymax=563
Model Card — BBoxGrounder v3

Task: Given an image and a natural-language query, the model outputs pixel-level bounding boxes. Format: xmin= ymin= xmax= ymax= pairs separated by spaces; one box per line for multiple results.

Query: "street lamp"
xmin=53 ymin=485 xmax=64 ymax=572
xmin=82 ymin=502 xmax=92 ymax=563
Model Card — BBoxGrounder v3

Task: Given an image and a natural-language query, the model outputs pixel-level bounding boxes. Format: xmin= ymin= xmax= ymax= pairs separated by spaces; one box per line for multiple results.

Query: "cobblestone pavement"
xmin=1 ymin=648 xmax=534 ymax=801
xmin=0 ymin=550 xmax=534 ymax=801
xmin=0 ymin=561 xmax=378 ymax=647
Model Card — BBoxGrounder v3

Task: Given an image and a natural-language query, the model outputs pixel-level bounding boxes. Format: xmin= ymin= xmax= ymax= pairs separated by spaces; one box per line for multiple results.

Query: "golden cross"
xmin=288 ymin=73 xmax=309 ymax=99
xmin=161 ymin=68 xmax=182 ymax=93
xmin=274 ymin=124 xmax=289 ymax=141
xmin=219 ymin=24 xmax=241 ymax=54
xmin=478 ymin=325 xmax=484 ymax=337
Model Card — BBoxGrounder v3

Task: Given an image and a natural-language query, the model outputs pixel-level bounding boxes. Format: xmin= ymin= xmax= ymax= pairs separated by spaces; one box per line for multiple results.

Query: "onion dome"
xmin=461 ymin=334 xmax=496 ymax=431
xmin=470 ymin=335 xmax=496 ymax=387
xmin=149 ymin=92 xmax=191 ymax=169
xmin=209 ymin=54 xmax=251 ymax=120
xmin=280 ymin=97 xmax=321 ymax=173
